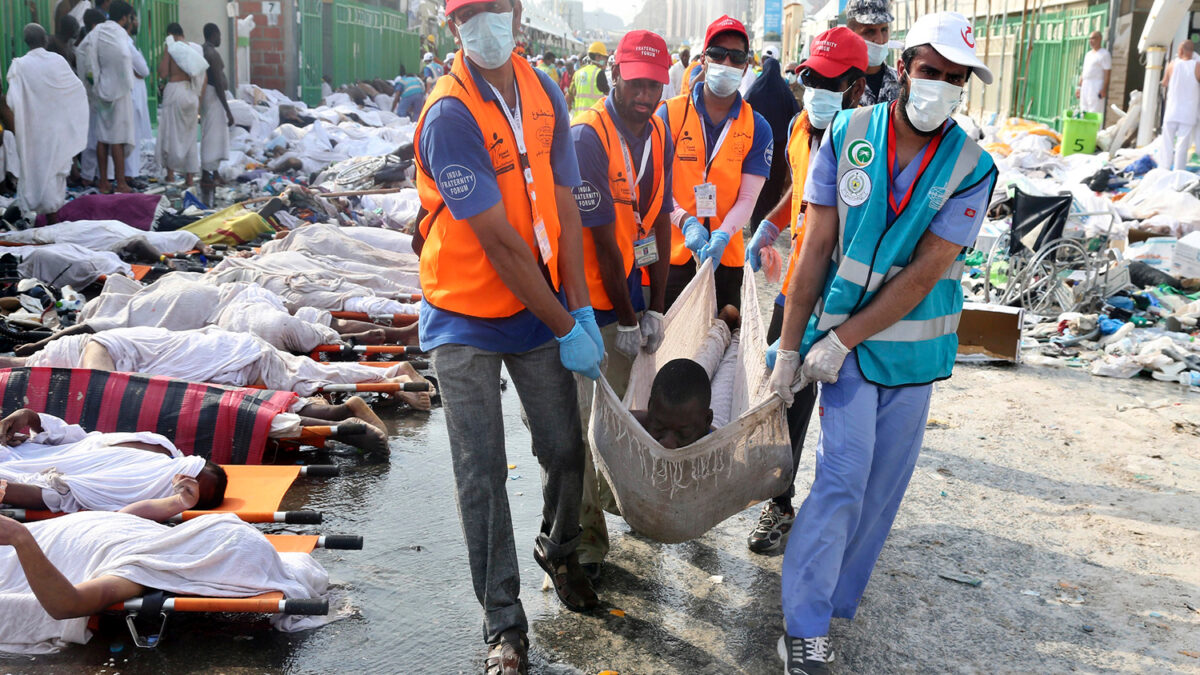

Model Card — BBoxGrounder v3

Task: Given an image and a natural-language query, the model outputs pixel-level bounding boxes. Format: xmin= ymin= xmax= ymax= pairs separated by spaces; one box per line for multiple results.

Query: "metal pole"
xmin=1137 ymin=46 xmax=1165 ymax=147
xmin=1014 ymin=0 xmax=1030 ymax=118
xmin=997 ymin=0 xmax=1010 ymax=120
xmin=983 ymin=0 xmax=992 ymax=120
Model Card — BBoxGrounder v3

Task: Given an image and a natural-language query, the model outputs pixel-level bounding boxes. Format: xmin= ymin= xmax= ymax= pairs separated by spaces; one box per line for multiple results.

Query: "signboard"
xmin=263 ymin=1 xmax=282 ymax=15
xmin=764 ymin=0 xmax=782 ymax=40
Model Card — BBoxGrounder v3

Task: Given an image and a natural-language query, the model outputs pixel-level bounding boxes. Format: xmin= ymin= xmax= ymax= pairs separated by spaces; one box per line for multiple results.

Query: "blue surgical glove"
xmin=682 ymin=216 xmax=709 ymax=255
xmin=569 ymin=306 xmax=604 ymax=355
xmin=556 ymin=320 xmax=603 ymax=379
xmin=747 ymin=220 xmax=781 ymax=272
xmin=698 ymin=230 xmax=731 ymax=267
xmin=765 ymin=338 xmax=780 ymax=369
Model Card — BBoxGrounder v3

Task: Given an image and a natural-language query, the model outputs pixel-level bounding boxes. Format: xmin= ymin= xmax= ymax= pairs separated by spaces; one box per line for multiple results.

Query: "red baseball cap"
xmin=614 ymin=30 xmax=671 ymax=84
xmin=800 ymin=27 xmax=868 ymax=79
xmin=445 ymin=0 xmax=490 ymax=16
xmin=704 ymin=15 xmax=749 ymax=51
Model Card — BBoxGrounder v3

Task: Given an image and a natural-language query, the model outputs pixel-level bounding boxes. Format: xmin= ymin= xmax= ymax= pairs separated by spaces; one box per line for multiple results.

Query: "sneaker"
xmin=748 ymin=501 xmax=795 ymax=553
xmin=777 ymin=634 xmax=835 ymax=675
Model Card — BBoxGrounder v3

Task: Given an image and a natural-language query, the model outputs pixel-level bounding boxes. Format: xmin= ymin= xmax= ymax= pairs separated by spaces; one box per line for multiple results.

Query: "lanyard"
xmin=886 ymin=101 xmax=944 ymax=216
xmin=690 ymin=93 xmax=733 ymax=180
xmin=485 ymin=79 xmax=539 ymax=209
xmin=616 ymin=129 xmax=653 ymax=230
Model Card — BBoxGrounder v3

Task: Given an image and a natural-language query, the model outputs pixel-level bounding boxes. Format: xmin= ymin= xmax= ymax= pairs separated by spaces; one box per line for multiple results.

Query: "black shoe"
xmin=532 ymin=544 xmax=599 ymax=612
xmin=581 ymin=562 xmax=602 ymax=585
xmin=778 ymin=634 xmax=835 ymax=674
xmin=748 ymin=501 xmax=795 ymax=554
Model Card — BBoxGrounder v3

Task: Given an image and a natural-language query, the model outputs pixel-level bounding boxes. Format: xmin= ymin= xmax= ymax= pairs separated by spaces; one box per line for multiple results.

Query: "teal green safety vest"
xmin=802 ymin=103 xmax=997 ymax=387
xmin=572 ymin=64 xmax=603 ymax=117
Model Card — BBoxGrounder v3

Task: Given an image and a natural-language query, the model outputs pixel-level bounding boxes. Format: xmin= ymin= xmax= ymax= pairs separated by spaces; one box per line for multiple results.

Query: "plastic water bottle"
xmin=1177 ymin=371 xmax=1200 ymax=388
xmin=54 ymin=286 xmax=84 ymax=312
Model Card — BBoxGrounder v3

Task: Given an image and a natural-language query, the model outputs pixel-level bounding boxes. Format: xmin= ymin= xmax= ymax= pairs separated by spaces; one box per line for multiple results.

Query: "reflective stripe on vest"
xmin=414 ymin=54 xmax=563 ymax=319
xmin=781 ymin=110 xmax=814 ymax=298
xmin=802 ymin=103 xmax=997 ymax=387
xmin=571 ymin=65 xmax=603 ymax=119
xmin=664 ymin=91 xmax=755 ymax=267
xmin=574 ymin=99 xmax=667 ymax=311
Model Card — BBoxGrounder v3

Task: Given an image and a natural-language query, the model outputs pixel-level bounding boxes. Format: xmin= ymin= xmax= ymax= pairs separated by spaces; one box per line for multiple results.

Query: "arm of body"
xmin=0 ymin=516 xmax=144 ymax=620
xmin=119 ymin=475 xmax=200 ymax=521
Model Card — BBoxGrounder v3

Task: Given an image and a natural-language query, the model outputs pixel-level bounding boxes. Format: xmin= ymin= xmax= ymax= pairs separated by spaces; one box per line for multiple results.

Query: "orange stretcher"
xmin=329 ymin=310 xmax=419 ymax=326
xmin=105 ymin=532 xmax=361 ymax=648
xmin=0 ymin=464 xmax=341 ymax=525
xmin=309 ymin=344 xmax=424 ymax=361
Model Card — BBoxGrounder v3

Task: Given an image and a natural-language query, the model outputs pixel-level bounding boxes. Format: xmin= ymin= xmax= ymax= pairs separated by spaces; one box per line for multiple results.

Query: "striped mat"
xmin=0 ymin=368 xmax=298 ymax=465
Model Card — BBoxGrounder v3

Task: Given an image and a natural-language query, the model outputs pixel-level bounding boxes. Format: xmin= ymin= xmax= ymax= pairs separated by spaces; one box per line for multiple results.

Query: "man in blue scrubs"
xmin=769 ymin=12 xmax=998 ymax=673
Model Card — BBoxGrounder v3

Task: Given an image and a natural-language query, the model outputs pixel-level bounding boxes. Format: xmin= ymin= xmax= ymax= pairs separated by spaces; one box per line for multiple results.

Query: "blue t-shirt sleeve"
xmin=570 ymin=124 xmax=615 ymax=228
xmin=803 ymin=128 xmax=838 ymax=207
xmin=742 ymin=111 xmax=773 ymax=178
xmin=418 ymin=98 xmax=503 ymax=221
xmin=535 ymin=69 xmax=582 ymax=188
xmin=928 ymin=170 xmax=995 ymax=247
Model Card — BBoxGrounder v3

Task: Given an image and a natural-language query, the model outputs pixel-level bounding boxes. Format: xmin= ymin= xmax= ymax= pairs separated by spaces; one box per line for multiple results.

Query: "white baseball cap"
xmin=903 ymin=11 xmax=993 ymax=84
xmin=423 ymin=52 xmax=434 ymax=61
xmin=445 ymin=52 xmax=455 ymax=61
xmin=763 ymin=46 xmax=778 ymax=59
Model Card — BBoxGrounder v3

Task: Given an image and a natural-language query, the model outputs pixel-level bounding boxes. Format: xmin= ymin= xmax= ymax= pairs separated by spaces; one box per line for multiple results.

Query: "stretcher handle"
xmin=329 ymin=311 xmax=418 ymax=326
xmin=310 ymin=344 xmax=420 ymax=355
xmin=300 ymin=465 xmax=340 ymax=477
xmin=319 ymin=534 xmax=363 ymax=550
xmin=282 ymin=598 xmax=330 ymax=615
xmin=294 ymin=424 xmax=368 ymax=438
xmin=173 ymin=510 xmax=322 ymax=524
xmin=318 ymin=381 xmax=430 ymax=393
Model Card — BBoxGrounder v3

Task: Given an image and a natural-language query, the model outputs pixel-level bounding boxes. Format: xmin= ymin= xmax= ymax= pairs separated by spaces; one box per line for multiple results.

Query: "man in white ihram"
xmin=1160 ymin=39 xmax=1199 ymax=171
xmin=1075 ymin=30 xmax=1111 ymax=116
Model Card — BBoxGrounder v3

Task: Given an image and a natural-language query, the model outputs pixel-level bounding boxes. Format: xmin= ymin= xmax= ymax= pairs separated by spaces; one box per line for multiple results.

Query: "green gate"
xmin=299 ymin=0 xmax=324 ymax=106
xmin=132 ymin=0 xmax=178 ymax=126
xmin=2 ymin=0 xmax=54 ymax=82
xmin=329 ymin=0 xmax=417 ymax=87
xmin=1015 ymin=4 xmax=1108 ymax=130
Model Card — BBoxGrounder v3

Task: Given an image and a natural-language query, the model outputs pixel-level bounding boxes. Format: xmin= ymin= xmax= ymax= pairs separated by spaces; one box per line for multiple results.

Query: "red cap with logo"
xmin=799 ymin=27 xmax=868 ymax=78
xmin=704 ymin=15 xmax=749 ymax=50
xmin=614 ymin=30 xmax=671 ymax=84
xmin=445 ymin=0 xmax=491 ymax=16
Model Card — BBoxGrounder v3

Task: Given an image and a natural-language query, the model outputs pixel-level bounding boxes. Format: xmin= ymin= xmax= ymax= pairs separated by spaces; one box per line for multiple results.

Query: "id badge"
xmin=532 ymin=218 xmax=554 ymax=263
xmin=694 ymin=183 xmax=717 ymax=218
xmin=633 ymin=235 xmax=658 ymax=268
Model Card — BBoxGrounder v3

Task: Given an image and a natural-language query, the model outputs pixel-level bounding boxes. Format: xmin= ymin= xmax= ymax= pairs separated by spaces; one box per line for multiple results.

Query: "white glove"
xmin=640 ymin=310 xmax=665 ymax=353
xmin=615 ymin=322 xmax=643 ymax=360
xmin=801 ymin=330 xmax=851 ymax=384
xmin=768 ymin=349 xmax=807 ymax=405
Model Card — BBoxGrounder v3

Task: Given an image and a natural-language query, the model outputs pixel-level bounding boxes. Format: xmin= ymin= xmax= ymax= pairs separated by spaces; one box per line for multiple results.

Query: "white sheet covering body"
xmin=201 ymin=84 xmax=231 ymax=171
xmin=88 ymin=21 xmax=136 ymax=146
xmin=9 ymin=243 xmax=132 ymax=288
xmin=28 ymin=327 xmax=399 ymax=396
xmin=338 ymin=226 xmax=415 ymax=255
xmin=207 ymin=252 xmax=418 ymax=314
xmin=258 ymin=223 xmax=419 ymax=288
xmin=0 ymin=511 xmax=328 ymax=653
xmin=5 ymin=48 xmax=89 ymax=215
xmin=0 ymin=220 xmax=199 ymax=254
xmin=0 ymin=413 xmax=204 ymax=512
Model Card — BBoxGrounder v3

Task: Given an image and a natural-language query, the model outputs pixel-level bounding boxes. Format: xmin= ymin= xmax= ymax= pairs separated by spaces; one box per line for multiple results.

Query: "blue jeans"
xmin=432 ymin=339 xmax=584 ymax=643
xmin=781 ymin=353 xmax=932 ymax=638
xmin=395 ymin=94 xmax=424 ymax=121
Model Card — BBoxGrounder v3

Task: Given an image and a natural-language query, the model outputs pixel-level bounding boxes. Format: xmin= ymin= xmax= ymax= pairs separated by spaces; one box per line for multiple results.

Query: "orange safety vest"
xmin=414 ymin=53 xmax=563 ymax=318
xmin=681 ymin=61 xmax=699 ymax=94
xmin=663 ymin=91 xmax=756 ymax=267
xmin=781 ymin=110 xmax=814 ymax=298
xmin=574 ymin=99 xmax=667 ymax=310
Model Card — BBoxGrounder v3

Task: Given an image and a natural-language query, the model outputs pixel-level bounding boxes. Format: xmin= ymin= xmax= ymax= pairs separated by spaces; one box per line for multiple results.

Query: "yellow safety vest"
xmin=571 ymin=64 xmax=603 ymax=121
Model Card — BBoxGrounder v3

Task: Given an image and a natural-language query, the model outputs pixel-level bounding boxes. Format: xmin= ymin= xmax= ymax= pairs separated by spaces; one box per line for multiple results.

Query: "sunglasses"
xmin=705 ymin=46 xmax=750 ymax=66
xmin=799 ymin=68 xmax=855 ymax=93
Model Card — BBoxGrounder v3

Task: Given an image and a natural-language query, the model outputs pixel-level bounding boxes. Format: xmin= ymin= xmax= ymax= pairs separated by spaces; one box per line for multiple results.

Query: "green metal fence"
xmin=1016 ymin=4 xmax=1109 ymax=130
xmin=299 ymin=0 xmax=324 ymax=105
xmin=132 ymin=0 xmax=178 ymax=126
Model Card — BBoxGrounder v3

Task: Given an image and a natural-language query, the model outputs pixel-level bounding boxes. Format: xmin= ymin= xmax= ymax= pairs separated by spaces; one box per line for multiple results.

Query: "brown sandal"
xmin=533 ymin=544 xmax=599 ymax=612
xmin=484 ymin=629 xmax=528 ymax=675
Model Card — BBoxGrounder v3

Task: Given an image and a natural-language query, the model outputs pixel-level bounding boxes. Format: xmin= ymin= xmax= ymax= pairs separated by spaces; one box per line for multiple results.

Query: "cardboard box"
xmin=1171 ymin=231 xmax=1200 ymax=279
xmin=957 ymin=302 xmax=1024 ymax=363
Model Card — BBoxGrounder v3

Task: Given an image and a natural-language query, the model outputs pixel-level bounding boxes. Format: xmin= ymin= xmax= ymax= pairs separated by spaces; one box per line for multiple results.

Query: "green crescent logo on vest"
xmin=847 ymin=139 xmax=875 ymax=168
xmin=839 ymin=168 xmax=871 ymax=207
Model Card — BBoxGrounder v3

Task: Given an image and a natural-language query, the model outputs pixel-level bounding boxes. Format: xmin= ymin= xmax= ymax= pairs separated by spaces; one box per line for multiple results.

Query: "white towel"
xmin=0 ymin=512 xmax=329 ymax=653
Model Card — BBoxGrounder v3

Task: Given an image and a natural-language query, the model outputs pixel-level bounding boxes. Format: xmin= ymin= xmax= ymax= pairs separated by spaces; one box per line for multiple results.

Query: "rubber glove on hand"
xmin=615 ymin=322 xmax=643 ymax=360
xmin=768 ymin=349 xmax=805 ymax=406
xmin=746 ymin=220 xmax=780 ymax=272
xmin=765 ymin=338 xmax=780 ymax=369
xmin=556 ymin=320 xmax=603 ymax=379
xmin=682 ymin=216 xmax=709 ymax=255
xmin=570 ymin=307 xmax=605 ymax=355
xmin=801 ymin=330 xmax=851 ymax=384
xmin=698 ymin=230 xmax=731 ymax=267
xmin=640 ymin=310 xmax=665 ymax=353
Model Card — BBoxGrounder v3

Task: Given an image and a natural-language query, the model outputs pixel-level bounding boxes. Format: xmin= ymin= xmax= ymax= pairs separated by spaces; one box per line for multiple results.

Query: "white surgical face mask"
xmin=803 ymin=87 xmax=843 ymax=129
xmin=705 ymin=62 xmax=744 ymax=97
xmin=456 ymin=10 xmax=515 ymax=71
xmin=866 ymin=40 xmax=890 ymax=68
xmin=904 ymin=76 xmax=962 ymax=132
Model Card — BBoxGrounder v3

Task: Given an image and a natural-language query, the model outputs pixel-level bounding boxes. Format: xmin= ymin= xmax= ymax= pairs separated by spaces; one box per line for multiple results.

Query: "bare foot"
xmin=345 ymin=328 xmax=388 ymax=346
xmin=96 ymin=179 xmax=111 ymax=194
xmin=390 ymin=378 xmax=434 ymax=411
xmin=343 ymin=395 xmax=388 ymax=433
xmin=114 ymin=181 xmax=133 ymax=194
xmin=337 ymin=416 xmax=389 ymax=453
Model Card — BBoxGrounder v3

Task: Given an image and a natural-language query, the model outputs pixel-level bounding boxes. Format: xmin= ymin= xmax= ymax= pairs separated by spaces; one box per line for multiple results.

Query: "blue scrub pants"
xmin=781 ymin=352 xmax=932 ymax=638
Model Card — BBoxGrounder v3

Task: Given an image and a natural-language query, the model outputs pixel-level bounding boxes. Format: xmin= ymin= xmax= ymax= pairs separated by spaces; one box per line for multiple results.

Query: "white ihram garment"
xmin=1078 ymin=48 xmax=1111 ymax=114
xmin=201 ymin=84 xmax=231 ymax=172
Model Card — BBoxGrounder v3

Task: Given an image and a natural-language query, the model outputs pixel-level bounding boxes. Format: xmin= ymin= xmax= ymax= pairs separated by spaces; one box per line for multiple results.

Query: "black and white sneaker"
xmin=748 ymin=501 xmax=795 ymax=553
xmin=777 ymin=634 xmax=835 ymax=675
